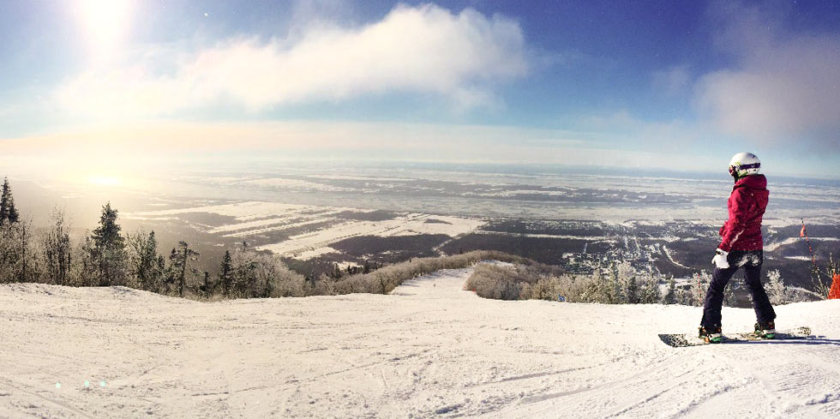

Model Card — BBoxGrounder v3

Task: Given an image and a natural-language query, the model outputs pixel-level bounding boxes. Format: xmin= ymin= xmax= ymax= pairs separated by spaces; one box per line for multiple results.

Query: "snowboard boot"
xmin=754 ymin=321 xmax=776 ymax=339
xmin=699 ymin=325 xmax=722 ymax=344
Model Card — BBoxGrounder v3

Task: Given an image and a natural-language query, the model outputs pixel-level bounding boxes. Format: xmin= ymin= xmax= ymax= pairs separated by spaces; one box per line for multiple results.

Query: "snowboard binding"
xmin=699 ymin=325 xmax=723 ymax=344
xmin=754 ymin=321 xmax=776 ymax=339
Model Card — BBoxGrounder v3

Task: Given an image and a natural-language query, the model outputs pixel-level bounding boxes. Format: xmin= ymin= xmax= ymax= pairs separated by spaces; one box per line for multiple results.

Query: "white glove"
xmin=712 ymin=249 xmax=729 ymax=269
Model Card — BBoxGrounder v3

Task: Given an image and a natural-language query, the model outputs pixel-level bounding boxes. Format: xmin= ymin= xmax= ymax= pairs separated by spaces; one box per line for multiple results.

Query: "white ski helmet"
xmin=728 ymin=152 xmax=761 ymax=178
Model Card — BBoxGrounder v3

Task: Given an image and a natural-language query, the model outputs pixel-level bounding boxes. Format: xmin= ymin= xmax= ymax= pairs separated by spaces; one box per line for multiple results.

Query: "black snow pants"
xmin=701 ymin=250 xmax=776 ymax=329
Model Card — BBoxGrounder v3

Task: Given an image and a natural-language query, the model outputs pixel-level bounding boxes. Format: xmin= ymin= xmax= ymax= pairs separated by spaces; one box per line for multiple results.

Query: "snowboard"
xmin=658 ymin=326 xmax=812 ymax=347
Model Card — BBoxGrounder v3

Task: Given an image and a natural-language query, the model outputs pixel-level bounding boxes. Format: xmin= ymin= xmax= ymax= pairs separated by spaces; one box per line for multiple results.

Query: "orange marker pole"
xmin=800 ymin=219 xmax=817 ymax=268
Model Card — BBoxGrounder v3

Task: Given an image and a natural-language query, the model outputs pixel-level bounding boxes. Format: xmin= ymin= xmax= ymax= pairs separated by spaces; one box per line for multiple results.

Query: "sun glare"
xmin=87 ymin=176 xmax=122 ymax=187
xmin=77 ymin=0 xmax=134 ymax=60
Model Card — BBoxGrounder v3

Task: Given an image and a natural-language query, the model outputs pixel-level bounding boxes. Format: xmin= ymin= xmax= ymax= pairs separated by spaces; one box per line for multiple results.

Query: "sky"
xmin=1 ymin=0 xmax=839 ymax=180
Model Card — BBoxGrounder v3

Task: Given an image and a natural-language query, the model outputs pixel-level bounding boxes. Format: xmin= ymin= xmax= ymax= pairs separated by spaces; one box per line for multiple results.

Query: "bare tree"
xmin=169 ymin=241 xmax=200 ymax=298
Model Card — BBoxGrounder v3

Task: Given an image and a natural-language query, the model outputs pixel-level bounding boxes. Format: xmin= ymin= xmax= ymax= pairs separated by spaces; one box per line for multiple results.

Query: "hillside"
xmin=1 ymin=266 xmax=839 ymax=418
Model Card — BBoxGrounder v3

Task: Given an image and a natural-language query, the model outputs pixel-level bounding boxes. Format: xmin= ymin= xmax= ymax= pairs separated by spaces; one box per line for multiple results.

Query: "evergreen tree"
xmin=582 ymin=266 xmax=604 ymax=303
xmin=220 ymin=250 xmax=233 ymax=297
xmin=92 ymin=203 xmax=123 ymax=248
xmin=663 ymin=276 xmax=677 ymax=304
xmin=79 ymin=236 xmax=98 ymax=286
xmin=89 ymin=203 xmax=128 ymax=286
xmin=145 ymin=232 xmax=162 ymax=288
xmin=161 ymin=247 xmax=179 ymax=294
xmin=0 ymin=224 xmax=12 ymax=282
xmin=230 ymin=246 xmax=257 ymax=298
xmin=156 ymin=255 xmax=167 ymax=293
xmin=639 ymin=275 xmax=662 ymax=304
xmin=0 ymin=177 xmax=20 ymax=226
xmin=626 ymin=275 xmax=639 ymax=304
xmin=608 ymin=262 xmax=624 ymax=304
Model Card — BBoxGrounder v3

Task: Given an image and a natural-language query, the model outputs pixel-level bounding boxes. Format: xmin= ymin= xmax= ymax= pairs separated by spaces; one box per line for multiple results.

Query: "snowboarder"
xmin=699 ymin=152 xmax=776 ymax=343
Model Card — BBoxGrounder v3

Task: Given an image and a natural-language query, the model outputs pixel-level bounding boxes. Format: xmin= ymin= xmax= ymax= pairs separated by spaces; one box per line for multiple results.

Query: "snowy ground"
xmin=1 ymin=268 xmax=840 ymax=418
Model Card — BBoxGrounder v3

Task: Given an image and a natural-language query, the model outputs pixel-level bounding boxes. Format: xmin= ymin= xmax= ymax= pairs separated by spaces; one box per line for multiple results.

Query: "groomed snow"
xmin=1 ymin=268 xmax=839 ymax=418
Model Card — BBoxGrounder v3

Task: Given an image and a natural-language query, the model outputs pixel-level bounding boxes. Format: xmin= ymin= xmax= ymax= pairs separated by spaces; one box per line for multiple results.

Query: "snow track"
xmin=1 ymin=271 xmax=839 ymax=417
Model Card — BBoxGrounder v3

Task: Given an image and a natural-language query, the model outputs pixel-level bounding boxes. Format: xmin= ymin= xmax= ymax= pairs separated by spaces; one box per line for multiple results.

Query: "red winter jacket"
xmin=718 ymin=174 xmax=769 ymax=252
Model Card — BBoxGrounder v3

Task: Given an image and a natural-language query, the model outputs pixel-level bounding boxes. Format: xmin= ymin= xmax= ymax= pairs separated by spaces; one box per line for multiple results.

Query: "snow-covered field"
xmin=115 ymin=168 xmax=840 ymax=223
xmin=2 ymin=268 xmax=839 ymax=418
xmin=127 ymin=202 xmax=484 ymax=260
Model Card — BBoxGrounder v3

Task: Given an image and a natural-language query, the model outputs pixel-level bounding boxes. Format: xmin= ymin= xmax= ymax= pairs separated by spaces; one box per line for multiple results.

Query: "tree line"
xmin=0 ymin=178 xmax=307 ymax=298
xmin=464 ymin=258 xmax=807 ymax=306
xmin=2 ymin=177 xmax=503 ymax=300
xmin=0 ymin=178 xmax=537 ymax=301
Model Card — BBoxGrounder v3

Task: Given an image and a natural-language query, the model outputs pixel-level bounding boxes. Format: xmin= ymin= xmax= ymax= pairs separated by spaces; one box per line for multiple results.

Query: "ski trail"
xmin=662 ymin=244 xmax=691 ymax=269
xmin=2 ymin=270 xmax=840 ymax=417
xmin=0 ymin=376 xmax=94 ymax=419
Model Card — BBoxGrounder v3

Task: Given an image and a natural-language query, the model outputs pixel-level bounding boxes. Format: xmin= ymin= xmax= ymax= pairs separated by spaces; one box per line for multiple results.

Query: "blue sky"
xmin=1 ymin=0 xmax=839 ymax=179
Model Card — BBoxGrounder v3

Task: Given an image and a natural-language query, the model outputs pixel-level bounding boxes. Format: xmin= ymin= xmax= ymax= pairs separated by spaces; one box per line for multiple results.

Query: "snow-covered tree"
xmin=128 ymin=230 xmax=163 ymax=291
xmin=42 ymin=209 xmax=72 ymax=285
xmin=690 ymin=271 xmax=711 ymax=307
xmin=226 ymin=244 xmax=305 ymax=298
xmin=663 ymin=276 xmax=677 ymax=304
xmin=676 ymin=286 xmax=690 ymax=306
xmin=638 ymin=273 xmax=662 ymax=304
xmin=87 ymin=203 xmax=129 ymax=286
xmin=766 ymin=269 xmax=787 ymax=305
xmin=617 ymin=261 xmax=637 ymax=304
xmin=581 ymin=265 xmax=608 ymax=303
xmin=613 ymin=263 xmax=625 ymax=303
xmin=0 ymin=220 xmax=38 ymax=283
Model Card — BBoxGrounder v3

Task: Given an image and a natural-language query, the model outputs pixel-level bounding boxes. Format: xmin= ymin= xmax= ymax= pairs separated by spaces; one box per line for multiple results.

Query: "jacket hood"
xmin=735 ymin=174 xmax=767 ymax=190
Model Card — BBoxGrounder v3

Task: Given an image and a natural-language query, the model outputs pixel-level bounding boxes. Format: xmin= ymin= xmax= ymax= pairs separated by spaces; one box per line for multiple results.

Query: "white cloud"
xmin=576 ymin=110 xmax=704 ymax=148
xmin=695 ymin=2 xmax=840 ymax=148
xmin=652 ymin=65 xmax=691 ymax=97
xmin=54 ymin=4 xmax=528 ymax=117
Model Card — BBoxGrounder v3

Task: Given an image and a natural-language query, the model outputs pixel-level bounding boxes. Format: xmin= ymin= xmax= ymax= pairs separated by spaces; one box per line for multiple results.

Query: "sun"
xmin=75 ymin=0 xmax=134 ymax=61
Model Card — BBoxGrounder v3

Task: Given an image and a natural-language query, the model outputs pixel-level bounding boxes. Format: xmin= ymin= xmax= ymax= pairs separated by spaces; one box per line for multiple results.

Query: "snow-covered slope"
xmin=1 ymin=268 xmax=839 ymax=418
